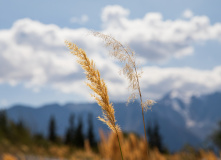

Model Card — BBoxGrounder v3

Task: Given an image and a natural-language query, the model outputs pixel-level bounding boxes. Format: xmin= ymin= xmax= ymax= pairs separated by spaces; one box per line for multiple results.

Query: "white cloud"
xmin=139 ymin=66 xmax=221 ymax=101
xmin=1 ymin=6 xmax=221 ymax=102
xmin=70 ymin=14 xmax=89 ymax=24
xmin=0 ymin=18 xmax=123 ymax=101
xmin=101 ymin=5 xmax=130 ymax=29
xmin=0 ymin=18 xmax=90 ymax=88
xmin=101 ymin=5 xmax=221 ymax=61
xmin=51 ymin=64 xmax=221 ymax=102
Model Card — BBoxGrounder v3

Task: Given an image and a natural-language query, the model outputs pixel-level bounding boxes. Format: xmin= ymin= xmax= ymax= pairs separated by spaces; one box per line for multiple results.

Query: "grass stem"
xmin=115 ymin=128 xmax=124 ymax=160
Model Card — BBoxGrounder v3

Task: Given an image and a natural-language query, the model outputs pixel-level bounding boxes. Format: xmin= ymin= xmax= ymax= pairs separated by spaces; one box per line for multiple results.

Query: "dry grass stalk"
xmin=99 ymin=130 xmax=148 ymax=160
xmin=84 ymin=139 xmax=92 ymax=153
xmin=91 ymin=31 xmax=155 ymax=143
xmin=99 ymin=131 xmax=220 ymax=160
xmin=65 ymin=41 xmax=123 ymax=159
xmin=65 ymin=40 xmax=120 ymax=133
xmin=99 ymin=130 xmax=123 ymax=159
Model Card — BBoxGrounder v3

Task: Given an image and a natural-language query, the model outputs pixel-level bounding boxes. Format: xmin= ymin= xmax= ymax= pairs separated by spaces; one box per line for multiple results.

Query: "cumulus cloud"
xmin=101 ymin=5 xmax=221 ymax=61
xmin=0 ymin=19 xmax=92 ymax=89
xmin=1 ymin=6 xmax=221 ymax=102
xmin=101 ymin=5 xmax=130 ymax=29
xmin=139 ymin=66 xmax=221 ymax=101
xmin=0 ymin=18 xmax=124 ymax=100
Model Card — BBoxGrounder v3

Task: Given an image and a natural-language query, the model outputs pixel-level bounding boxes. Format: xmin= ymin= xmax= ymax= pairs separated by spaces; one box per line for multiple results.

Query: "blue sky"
xmin=0 ymin=0 xmax=221 ymax=108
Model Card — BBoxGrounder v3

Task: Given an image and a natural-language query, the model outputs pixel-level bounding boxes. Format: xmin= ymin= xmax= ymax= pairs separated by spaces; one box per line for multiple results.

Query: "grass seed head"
xmin=65 ymin=40 xmax=120 ymax=133
xmin=90 ymin=32 xmax=156 ymax=110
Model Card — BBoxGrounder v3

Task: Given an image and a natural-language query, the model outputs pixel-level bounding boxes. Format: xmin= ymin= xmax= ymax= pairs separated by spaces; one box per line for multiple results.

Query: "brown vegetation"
xmin=0 ymin=131 xmax=220 ymax=160
xmin=98 ymin=130 xmax=220 ymax=160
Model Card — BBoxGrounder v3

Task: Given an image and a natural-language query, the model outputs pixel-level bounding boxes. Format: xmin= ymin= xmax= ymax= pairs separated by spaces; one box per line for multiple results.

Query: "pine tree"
xmin=147 ymin=122 xmax=153 ymax=148
xmin=48 ymin=115 xmax=57 ymax=143
xmin=147 ymin=121 xmax=167 ymax=153
xmin=74 ymin=116 xmax=84 ymax=148
xmin=0 ymin=110 xmax=8 ymax=139
xmin=212 ymin=121 xmax=221 ymax=149
xmin=64 ymin=113 xmax=75 ymax=145
xmin=87 ymin=113 xmax=96 ymax=147
xmin=152 ymin=123 xmax=163 ymax=152
xmin=15 ymin=119 xmax=31 ymax=144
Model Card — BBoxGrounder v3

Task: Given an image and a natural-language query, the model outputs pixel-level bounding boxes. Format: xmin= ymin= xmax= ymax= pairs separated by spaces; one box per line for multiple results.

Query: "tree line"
xmin=1 ymin=109 xmax=221 ymax=151
xmin=0 ymin=110 xmax=96 ymax=149
xmin=147 ymin=121 xmax=168 ymax=153
xmin=48 ymin=113 xmax=96 ymax=148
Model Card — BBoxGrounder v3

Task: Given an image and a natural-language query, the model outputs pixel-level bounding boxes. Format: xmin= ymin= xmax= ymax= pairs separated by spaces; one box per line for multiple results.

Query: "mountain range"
xmin=5 ymin=92 xmax=221 ymax=152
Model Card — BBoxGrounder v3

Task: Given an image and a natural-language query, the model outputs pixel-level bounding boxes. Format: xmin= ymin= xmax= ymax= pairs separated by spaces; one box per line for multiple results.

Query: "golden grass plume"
xmin=65 ymin=40 xmax=120 ymax=133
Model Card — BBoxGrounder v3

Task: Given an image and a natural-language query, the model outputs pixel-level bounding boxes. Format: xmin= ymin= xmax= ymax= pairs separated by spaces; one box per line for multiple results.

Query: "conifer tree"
xmin=65 ymin=113 xmax=75 ymax=145
xmin=147 ymin=122 xmax=153 ymax=148
xmin=48 ymin=115 xmax=57 ymax=142
xmin=16 ymin=119 xmax=31 ymax=144
xmin=74 ymin=116 xmax=84 ymax=148
xmin=87 ymin=113 xmax=95 ymax=147
xmin=147 ymin=121 xmax=167 ymax=153
xmin=0 ymin=110 xmax=8 ymax=139
xmin=152 ymin=123 xmax=163 ymax=152
xmin=212 ymin=121 xmax=221 ymax=149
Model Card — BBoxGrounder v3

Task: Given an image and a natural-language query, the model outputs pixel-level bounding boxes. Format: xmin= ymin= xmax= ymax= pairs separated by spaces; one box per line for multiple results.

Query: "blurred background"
xmin=0 ymin=0 xmax=221 ymax=159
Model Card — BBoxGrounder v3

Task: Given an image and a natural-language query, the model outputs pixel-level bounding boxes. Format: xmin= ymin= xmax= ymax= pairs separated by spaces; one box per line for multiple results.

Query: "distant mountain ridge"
xmin=5 ymin=92 xmax=221 ymax=151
